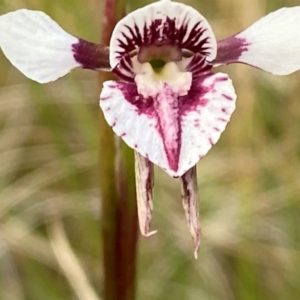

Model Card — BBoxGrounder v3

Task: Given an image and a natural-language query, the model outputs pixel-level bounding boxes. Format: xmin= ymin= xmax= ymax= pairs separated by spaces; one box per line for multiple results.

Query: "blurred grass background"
xmin=0 ymin=0 xmax=300 ymax=299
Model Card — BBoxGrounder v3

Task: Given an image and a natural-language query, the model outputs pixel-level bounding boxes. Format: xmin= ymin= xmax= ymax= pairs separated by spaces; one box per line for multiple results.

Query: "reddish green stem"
xmin=99 ymin=0 xmax=138 ymax=300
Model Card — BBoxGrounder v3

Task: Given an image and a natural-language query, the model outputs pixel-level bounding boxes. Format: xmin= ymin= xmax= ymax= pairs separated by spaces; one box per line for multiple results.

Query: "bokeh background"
xmin=0 ymin=0 xmax=300 ymax=299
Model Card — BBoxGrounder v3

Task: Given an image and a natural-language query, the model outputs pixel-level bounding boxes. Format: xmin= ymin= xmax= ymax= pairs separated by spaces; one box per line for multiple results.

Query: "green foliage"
xmin=0 ymin=0 xmax=300 ymax=299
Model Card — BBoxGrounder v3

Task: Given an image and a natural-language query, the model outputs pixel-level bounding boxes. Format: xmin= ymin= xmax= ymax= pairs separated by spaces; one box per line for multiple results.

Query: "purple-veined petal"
xmin=0 ymin=9 xmax=110 ymax=83
xmin=135 ymin=151 xmax=157 ymax=237
xmin=99 ymin=72 xmax=236 ymax=177
xmin=181 ymin=167 xmax=201 ymax=259
xmin=214 ymin=7 xmax=300 ymax=75
xmin=110 ymin=0 xmax=217 ymax=69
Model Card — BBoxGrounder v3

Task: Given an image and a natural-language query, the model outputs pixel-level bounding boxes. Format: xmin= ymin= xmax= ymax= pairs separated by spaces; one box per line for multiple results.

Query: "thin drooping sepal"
xmin=134 ymin=151 xmax=157 ymax=237
xmin=213 ymin=6 xmax=300 ymax=75
xmin=0 ymin=9 xmax=110 ymax=83
xmin=181 ymin=166 xmax=201 ymax=259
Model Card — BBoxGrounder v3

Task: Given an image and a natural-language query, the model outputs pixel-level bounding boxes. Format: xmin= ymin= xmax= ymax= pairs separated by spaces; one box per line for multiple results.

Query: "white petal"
xmin=0 ymin=9 xmax=80 ymax=83
xmin=100 ymin=72 xmax=236 ymax=177
xmin=110 ymin=0 xmax=217 ymax=69
xmin=214 ymin=7 xmax=300 ymax=75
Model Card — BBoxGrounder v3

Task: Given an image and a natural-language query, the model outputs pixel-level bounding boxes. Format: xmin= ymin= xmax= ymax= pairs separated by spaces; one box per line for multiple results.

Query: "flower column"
xmin=98 ymin=0 xmax=138 ymax=299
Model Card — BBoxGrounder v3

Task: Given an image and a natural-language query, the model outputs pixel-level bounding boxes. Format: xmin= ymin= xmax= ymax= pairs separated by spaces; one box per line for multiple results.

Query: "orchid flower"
xmin=1 ymin=0 xmax=300 ymax=257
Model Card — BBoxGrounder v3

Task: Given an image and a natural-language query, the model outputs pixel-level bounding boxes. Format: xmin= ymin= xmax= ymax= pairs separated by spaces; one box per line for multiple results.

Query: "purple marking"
xmin=218 ymin=118 xmax=227 ymax=123
xmin=154 ymin=83 xmax=181 ymax=172
xmin=221 ymin=107 xmax=228 ymax=114
xmin=101 ymin=96 xmax=111 ymax=101
xmin=114 ymin=82 xmax=155 ymax=116
xmin=186 ymin=53 xmax=213 ymax=78
xmin=209 ymin=138 xmax=214 ymax=146
xmin=194 ymin=119 xmax=200 ymax=128
xmin=213 ymin=35 xmax=249 ymax=66
xmin=112 ymin=53 xmax=135 ymax=82
xmin=179 ymin=74 xmax=212 ymax=116
xmin=115 ymin=17 xmax=213 ymax=63
xmin=121 ymin=132 xmax=126 ymax=137
xmin=215 ymin=76 xmax=229 ymax=82
xmin=222 ymin=93 xmax=233 ymax=101
xmin=72 ymin=39 xmax=110 ymax=70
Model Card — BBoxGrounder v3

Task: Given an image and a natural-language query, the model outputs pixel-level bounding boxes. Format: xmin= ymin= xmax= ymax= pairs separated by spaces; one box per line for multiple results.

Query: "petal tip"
xmin=141 ymin=229 xmax=158 ymax=238
xmin=193 ymin=228 xmax=202 ymax=259
xmin=0 ymin=9 xmax=80 ymax=83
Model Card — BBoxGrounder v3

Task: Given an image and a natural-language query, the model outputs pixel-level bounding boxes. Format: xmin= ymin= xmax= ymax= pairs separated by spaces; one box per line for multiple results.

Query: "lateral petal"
xmin=0 ymin=9 xmax=109 ymax=83
xmin=214 ymin=7 xmax=300 ymax=75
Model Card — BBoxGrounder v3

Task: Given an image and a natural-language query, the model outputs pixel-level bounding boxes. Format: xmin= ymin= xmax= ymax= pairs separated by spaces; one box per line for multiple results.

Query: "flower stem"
xmin=99 ymin=0 xmax=138 ymax=300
